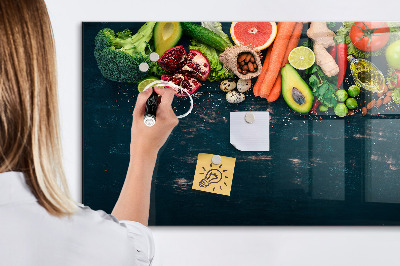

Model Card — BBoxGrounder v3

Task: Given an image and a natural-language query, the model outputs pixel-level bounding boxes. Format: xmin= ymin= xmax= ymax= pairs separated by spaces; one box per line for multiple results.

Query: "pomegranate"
xmin=161 ymin=74 xmax=201 ymax=97
xmin=158 ymin=46 xmax=210 ymax=97
xmin=179 ymin=50 xmax=210 ymax=81
xmin=158 ymin=45 xmax=187 ymax=73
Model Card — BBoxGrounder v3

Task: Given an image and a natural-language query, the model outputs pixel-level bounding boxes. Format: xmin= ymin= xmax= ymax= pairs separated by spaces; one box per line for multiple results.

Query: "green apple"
xmin=386 ymin=40 xmax=400 ymax=69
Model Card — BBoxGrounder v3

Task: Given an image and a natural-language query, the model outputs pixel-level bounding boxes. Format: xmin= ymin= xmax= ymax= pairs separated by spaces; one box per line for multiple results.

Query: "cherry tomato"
xmin=350 ymin=22 xmax=390 ymax=52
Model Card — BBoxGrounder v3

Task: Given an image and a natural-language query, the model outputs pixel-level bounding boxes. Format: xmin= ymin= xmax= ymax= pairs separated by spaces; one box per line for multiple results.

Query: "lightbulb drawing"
xmin=199 ymin=169 xmax=222 ymax=188
xmin=192 ymin=153 xmax=236 ymax=196
xmin=198 ymin=163 xmax=229 ymax=192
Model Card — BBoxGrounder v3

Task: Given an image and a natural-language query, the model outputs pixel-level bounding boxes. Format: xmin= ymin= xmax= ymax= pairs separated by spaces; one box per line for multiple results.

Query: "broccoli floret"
xmin=94 ymin=22 xmax=156 ymax=83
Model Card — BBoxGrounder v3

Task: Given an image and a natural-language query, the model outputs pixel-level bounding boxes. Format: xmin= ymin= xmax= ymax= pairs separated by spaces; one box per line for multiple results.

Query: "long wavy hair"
xmin=0 ymin=0 xmax=76 ymax=216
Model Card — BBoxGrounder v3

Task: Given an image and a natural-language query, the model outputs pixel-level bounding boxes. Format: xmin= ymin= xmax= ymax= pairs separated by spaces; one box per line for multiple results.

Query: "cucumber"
xmin=181 ymin=22 xmax=230 ymax=51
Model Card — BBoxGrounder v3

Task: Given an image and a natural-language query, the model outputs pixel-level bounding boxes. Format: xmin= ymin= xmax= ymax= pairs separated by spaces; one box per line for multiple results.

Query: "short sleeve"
xmin=118 ymin=220 xmax=155 ymax=265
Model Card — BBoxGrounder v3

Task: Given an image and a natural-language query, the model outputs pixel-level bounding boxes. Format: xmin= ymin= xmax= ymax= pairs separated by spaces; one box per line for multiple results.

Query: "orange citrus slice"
xmin=230 ymin=22 xmax=277 ymax=51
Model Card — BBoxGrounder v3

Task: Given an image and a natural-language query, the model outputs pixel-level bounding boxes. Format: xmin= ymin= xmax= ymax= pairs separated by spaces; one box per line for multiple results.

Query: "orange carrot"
xmin=266 ymin=75 xmax=282 ymax=102
xmin=253 ymin=46 xmax=272 ymax=96
xmin=253 ymin=23 xmax=283 ymax=97
xmin=266 ymin=22 xmax=303 ymax=102
xmin=259 ymin=22 xmax=297 ymax=98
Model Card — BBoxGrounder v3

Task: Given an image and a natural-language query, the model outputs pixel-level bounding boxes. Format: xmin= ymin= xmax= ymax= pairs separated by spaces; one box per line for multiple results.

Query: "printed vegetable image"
xmin=334 ymin=103 xmax=348 ymax=117
xmin=392 ymin=88 xmax=400 ymax=104
xmin=230 ymin=22 xmax=277 ymax=51
xmin=154 ymin=22 xmax=182 ymax=56
xmin=267 ymin=22 xmax=304 ymax=102
xmin=92 ymin=21 xmax=399 ymax=119
xmin=346 ymin=98 xmax=358 ymax=109
xmin=189 ymin=40 xmax=235 ymax=82
xmin=335 ymin=43 xmax=348 ymax=89
xmin=387 ymin=68 xmax=400 ymax=89
xmin=138 ymin=77 xmax=158 ymax=92
xmin=281 ymin=64 xmax=313 ymax=113
xmin=350 ymin=22 xmax=390 ymax=52
xmin=329 ymin=45 xmax=337 ymax=59
xmin=307 ymin=64 xmax=338 ymax=108
xmin=94 ymin=22 xmax=156 ymax=83
xmin=319 ymin=105 xmax=328 ymax=112
xmin=255 ymin=22 xmax=297 ymax=98
xmin=181 ymin=22 xmax=231 ymax=51
xmin=158 ymin=45 xmax=210 ymax=96
xmin=253 ymin=22 xmax=303 ymax=100
xmin=201 ymin=22 xmax=232 ymax=47
xmin=307 ymin=22 xmax=339 ymax=77
xmin=348 ymin=85 xmax=361 ymax=97
xmin=253 ymin=46 xmax=272 ymax=96
xmin=288 ymin=46 xmax=315 ymax=70
xmin=336 ymin=89 xmax=348 ymax=102
xmin=385 ymin=40 xmax=400 ymax=69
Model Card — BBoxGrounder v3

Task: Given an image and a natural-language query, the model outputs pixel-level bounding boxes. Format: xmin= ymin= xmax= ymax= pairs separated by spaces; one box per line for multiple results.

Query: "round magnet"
xmin=149 ymin=52 xmax=160 ymax=62
xmin=244 ymin=112 xmax=255 ymax=124
xmin=212 ymin=155 xmax=222 ymax=165
xmin=139 ymin=62 xmax=149 ymax=72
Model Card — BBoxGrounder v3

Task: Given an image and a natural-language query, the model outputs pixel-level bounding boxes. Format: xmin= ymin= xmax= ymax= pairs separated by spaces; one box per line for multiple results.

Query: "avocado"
xmin=154 ymin=22 xmax=182 ymax=56
xmin=281 ymin=64 xmax=313 ymax=113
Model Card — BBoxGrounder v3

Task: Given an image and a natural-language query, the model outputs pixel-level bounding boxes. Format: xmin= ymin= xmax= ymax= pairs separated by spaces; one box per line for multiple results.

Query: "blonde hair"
xmin=0 ymin=0 xmax=76 ymax=216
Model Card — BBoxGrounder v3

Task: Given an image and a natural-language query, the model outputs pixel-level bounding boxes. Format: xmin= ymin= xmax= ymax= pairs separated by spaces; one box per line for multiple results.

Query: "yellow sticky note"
xmin=192 ymin=153 xmax=236 ymax=196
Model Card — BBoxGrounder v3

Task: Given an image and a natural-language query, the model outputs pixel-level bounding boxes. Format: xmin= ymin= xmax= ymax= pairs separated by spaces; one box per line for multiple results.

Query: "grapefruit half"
xmin=230 ymin=22 xmax=277 ymax=51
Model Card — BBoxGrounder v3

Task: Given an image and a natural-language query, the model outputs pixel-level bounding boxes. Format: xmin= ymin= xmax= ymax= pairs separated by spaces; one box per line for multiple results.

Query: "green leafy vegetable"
xmin=201 ymin=22 xmax=232 ymax=47
xmin=386 ymin=67 xmax=399 ymax=89
xmin=307 ymin=64 xmax=338 ymax=107
xmin=327 ymin=22 xmax=337 ymax=29
xmin=189 ymin=40 xmax=235 ymax=82
xmin=392 ymin=88 xmax=400 ymax=104
xmin=149 ymin=63 xmax=167 ymax=77
xmin=94 ymin=22 xmax=156 ymax=83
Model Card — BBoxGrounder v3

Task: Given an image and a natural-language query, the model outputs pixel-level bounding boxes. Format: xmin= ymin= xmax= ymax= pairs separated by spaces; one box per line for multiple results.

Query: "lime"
xmin=138 ymin=77 xmax=159 ymax=92
xmin=336 ymin=89 xmax=348 ymax=102
xmin=348 ymin=85 xmax=361 ymax=97
xmin=288 ymin=46 xmax=315 ymax=70
xmin=334 ymin=103 xmax=348 ymax=117
xmin=346 ymin=98 xmax=358 ymax=109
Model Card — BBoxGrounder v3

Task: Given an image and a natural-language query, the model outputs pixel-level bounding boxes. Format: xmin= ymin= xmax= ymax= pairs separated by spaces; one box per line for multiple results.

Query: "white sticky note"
xmin=230 ymin=112 xmax=269 ymax=151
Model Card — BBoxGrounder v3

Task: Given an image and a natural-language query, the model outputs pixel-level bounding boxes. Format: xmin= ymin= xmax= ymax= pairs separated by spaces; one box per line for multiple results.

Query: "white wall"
xmin=46 ymin=0 xmax=400 ymax=265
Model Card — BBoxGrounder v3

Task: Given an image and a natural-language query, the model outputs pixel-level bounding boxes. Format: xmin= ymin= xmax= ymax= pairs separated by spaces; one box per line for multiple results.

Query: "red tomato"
xmin=350 ymin=22 xmax=390 ymax=52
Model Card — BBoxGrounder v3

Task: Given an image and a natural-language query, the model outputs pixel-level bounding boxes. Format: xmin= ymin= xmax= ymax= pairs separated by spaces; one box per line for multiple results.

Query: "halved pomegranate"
xmin=161 ymin=74 xmax=202 ymax=97
xmin=179 ymin=50 xmax=210 ymax=81
xmin=158 ymin=45 xmax=187 ymax=73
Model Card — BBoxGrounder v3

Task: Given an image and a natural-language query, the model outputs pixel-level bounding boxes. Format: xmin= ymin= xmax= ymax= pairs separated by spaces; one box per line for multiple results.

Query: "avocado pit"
xmin=292 ymin=87 xmax=306 ymax=105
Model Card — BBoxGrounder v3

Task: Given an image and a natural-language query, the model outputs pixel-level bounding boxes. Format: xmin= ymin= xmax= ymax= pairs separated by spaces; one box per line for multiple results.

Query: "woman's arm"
xmin=112 ymin=87 xmax=178 ymax=225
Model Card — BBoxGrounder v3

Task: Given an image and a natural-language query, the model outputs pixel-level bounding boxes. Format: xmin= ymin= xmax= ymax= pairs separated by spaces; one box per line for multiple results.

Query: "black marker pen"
xmin=144 ymin=88 xmax=158 ymax=127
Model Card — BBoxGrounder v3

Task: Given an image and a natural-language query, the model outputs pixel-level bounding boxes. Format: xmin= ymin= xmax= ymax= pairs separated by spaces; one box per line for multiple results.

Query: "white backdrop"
xmin=45 ymin=0 xmax=400 ymax=265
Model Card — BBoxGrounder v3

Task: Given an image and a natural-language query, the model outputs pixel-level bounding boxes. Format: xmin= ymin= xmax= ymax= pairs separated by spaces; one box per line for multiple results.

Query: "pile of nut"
xmin=237 ymin=52 xmax=258 ymax=75
xmin=362 ymin=85 xmax=393 ymax=116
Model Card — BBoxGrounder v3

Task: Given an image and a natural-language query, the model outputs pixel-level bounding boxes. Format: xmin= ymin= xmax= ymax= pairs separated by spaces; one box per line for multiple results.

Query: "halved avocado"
xmin=154 ymin=22 xmax=182 ymax=56
xmin=281 ymin=64 xmax=313 ymax=113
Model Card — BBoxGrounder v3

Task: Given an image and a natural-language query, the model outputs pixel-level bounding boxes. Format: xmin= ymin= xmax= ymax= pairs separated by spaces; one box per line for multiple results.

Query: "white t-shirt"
xmin=0 ymin=171 xmax=155 ymax=266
